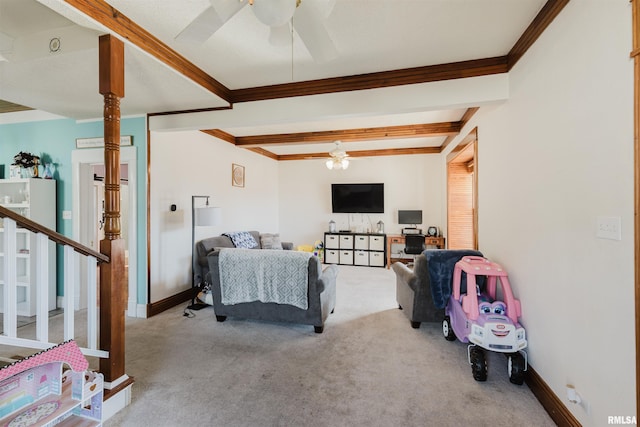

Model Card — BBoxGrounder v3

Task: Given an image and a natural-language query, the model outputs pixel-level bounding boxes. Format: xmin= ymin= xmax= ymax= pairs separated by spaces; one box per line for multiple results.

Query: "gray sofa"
xmin=392 ymin=249 xmax=482 ymax=329
xmin=195 ymin=231 xmax=293 ymax=287
xmin=207 ymin=250 xmax=337 ymax=333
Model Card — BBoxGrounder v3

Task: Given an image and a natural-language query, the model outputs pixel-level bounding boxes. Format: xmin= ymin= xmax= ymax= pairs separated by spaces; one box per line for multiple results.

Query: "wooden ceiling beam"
xmin=64 ymin=0 xmax=232 ymax=103
xmin=507 ymin=0 xmax=570 ymax=69
xmin=276 ymin=146 xmax=441 ymax=161
xmin=0 ymin=100 xmax=33 ymax=114
xmin=201 ymin=129 xmax=236 ymax=144
xmin=232 ymin=122 xmax=461 ymax=147
xmin=440 ymin=107 xmax=479 ymax=152
xmin=201 ymin=129 xmax=279 ymax=160
xmin=245 ymin=147 xmax=279 ymax=160
xmin=230 ymin=57 xmax=509 ymax=103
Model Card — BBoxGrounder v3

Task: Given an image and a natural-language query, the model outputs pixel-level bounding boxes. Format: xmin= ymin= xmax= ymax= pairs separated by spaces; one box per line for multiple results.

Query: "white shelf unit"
xmin=0 ymin=178 xmax=57 ymax=316
xmin=324 ymin=232 xmax=386 ymax=267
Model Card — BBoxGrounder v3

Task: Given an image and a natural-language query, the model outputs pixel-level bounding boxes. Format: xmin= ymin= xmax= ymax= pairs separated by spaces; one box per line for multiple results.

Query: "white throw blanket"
xmin=219 ymin=248 xmax=312 ymax=310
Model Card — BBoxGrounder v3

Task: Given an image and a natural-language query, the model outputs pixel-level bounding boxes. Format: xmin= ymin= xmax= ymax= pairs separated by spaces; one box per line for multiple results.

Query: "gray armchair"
xmin=393 ymin=254 xmax=443 ymax=328
xmin=392 ymin=249 xmax=482 ymax=328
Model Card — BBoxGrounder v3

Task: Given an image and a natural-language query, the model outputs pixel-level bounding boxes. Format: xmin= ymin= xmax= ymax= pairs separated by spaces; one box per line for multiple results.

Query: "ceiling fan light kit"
xmin=325 ymin=158 xmax=349 ymax=170
xmin=326 ymin=141 xmax=350 ymax=170
xmin=251 ymin=0 xmax=297 ymax=27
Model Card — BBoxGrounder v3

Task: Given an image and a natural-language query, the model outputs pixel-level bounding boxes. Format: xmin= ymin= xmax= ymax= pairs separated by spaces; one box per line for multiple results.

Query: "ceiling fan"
xmin=325 ymin=141 xmax=350 ymax=170
xmin=176 ymin=0 xmax=338 ymax=63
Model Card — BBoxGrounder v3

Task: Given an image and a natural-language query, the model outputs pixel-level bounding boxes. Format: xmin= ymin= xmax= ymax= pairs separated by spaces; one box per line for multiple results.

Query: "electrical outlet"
xmin=62 ymin=210 xmax=72 ymax=220
xmin=567 ymin=384 xmax=590 ymax=415
xmin=596 ymin=216 xmax=621 ymax=240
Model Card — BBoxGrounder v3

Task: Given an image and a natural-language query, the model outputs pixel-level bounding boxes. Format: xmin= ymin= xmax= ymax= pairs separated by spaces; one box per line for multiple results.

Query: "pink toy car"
xmin=442 ymin=256 xmax=528 ymax=384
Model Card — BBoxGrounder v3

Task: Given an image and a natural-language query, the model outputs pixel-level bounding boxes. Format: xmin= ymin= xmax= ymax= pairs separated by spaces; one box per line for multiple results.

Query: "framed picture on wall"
xmin=232 ymin=163 xmax=245 ymax=187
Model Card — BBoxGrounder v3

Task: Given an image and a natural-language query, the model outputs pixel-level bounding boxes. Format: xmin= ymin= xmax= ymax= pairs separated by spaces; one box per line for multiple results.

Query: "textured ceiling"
xmin=0 ymin=0 xmax=559 ymax=158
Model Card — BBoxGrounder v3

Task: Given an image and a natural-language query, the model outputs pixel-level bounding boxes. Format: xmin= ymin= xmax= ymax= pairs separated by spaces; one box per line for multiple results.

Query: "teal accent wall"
xmin=0 ymin=117 xmax=147 ymax=305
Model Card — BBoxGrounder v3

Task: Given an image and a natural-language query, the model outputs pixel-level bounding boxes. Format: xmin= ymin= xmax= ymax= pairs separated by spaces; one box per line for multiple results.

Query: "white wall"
xmin=149 ymin=130 xmax=443 ymax=298
xmin=150 ymin=130 xmax=280 ymax=302
xmin=278 ymin=154 xmax=443 ymax=247
xmin=444 ymin=2 xmax=634 ymax=424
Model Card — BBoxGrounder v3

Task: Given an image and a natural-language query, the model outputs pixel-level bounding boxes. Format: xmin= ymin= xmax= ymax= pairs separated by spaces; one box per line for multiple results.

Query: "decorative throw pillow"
xmin=222 ymin=231 xmax=258 ymax=249
xmin=260 ymin=233 xmax=283 ymax=250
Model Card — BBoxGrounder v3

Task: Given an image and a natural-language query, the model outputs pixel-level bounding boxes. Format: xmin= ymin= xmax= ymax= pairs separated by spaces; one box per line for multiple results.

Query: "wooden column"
xmin=99 ymin=34 xmax=124 ymax=241
xmin=98 ymin=34 xmax=126 ymax=383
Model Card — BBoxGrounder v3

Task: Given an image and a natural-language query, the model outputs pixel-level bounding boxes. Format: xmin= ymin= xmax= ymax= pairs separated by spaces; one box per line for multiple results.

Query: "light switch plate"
xmin=596 ymin=216 xmax=621 ymax=240
xmin=62 ymin=210 xmax=72 ymax=220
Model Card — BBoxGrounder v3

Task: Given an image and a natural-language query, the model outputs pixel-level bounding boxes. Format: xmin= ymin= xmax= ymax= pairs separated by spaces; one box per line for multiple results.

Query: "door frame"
xmin=71 ymin=146 xmax=138 ymax=317
xmin=446 ymin=127 xmax=478 ymax=250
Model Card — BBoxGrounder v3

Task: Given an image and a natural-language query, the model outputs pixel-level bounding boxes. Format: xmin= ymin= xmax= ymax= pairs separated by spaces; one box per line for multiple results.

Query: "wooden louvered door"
xmin=447 ymin=129 xmax=478 ymax=250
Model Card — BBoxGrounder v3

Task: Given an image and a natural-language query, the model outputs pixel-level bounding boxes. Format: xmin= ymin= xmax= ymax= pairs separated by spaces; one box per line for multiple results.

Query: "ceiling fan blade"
xmin=0 ymin=31 xmax=14 ymax=61
xmin=268 ymin=24 xmax=291 ymax=47
xmin=175 ymin=1 xmax=245 ymax=44
xmin=175 ymin=6 xmax=223 ymax=43
xmin=213 ymin=0 xmax=249 ymax=20
xmin=293 ymin=1 xmax=338 ymax=63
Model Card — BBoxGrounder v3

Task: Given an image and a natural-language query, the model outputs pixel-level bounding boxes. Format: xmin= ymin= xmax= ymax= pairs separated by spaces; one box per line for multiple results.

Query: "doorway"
xmin=71 ymin=147 xmax=138 ymax=317
xmin=446 ymin=128 xmax=478 ymax=250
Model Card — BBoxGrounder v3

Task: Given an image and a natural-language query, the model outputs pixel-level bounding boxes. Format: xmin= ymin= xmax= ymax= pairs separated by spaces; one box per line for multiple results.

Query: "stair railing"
xmin=0 ymin=205 xmax=110 ymax=358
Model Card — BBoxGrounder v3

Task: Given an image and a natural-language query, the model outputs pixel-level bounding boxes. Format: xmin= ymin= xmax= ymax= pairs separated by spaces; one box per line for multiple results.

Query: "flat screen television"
xmin=398 ymin=210 xmax=422 ymax=225
xmin=331 ymin=183 xmax=384 ymax=213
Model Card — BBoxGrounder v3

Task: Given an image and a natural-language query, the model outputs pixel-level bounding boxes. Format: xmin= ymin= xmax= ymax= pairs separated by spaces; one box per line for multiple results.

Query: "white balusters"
xmin=2 ymin=218 xmax=17 ymax=337
xmin=86 ymin=255 xmax=98 ymax=351
xmin=35 ymin=232 xmax=49 ymax=342
xmin=0 ymin=223 xmax=108 ymax=359
xmin=63 ymin=245 xmax=75 ymax=342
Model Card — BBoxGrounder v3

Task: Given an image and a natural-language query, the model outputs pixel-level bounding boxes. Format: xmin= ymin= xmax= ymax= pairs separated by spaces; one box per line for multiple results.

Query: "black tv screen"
xmin=331 ymin=183 xmax=384 ymax=213
xmin=398 ymin=210 xmax=423 ymax=225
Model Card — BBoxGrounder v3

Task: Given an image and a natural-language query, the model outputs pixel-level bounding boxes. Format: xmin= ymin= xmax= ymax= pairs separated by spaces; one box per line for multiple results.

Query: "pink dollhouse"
xmin=0 ymin=340 xmax=103 ymax=426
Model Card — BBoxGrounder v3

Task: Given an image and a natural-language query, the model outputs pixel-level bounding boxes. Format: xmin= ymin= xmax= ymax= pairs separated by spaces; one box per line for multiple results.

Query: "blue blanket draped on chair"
xmin=425 ymin=249 xmax=483 ymax=309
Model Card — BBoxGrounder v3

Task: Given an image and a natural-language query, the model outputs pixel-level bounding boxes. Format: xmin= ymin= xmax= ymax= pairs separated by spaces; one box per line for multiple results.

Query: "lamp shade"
xmin=194 ymin=206 xmax=222 ymax=226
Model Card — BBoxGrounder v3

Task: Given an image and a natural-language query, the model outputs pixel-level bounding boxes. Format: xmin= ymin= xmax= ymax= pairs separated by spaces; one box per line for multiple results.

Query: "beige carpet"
xmin=103 ymin=265 xmax=554 ymax=427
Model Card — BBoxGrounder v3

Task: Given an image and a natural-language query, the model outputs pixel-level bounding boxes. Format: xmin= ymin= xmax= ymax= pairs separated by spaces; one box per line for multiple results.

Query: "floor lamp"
xmin=188 ymin=195 xmax=221 ymax=310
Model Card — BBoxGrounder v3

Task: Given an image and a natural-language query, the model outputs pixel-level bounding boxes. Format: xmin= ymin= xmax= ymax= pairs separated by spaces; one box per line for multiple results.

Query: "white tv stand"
xmin=323 ymin=232 xmax=387 ymax=267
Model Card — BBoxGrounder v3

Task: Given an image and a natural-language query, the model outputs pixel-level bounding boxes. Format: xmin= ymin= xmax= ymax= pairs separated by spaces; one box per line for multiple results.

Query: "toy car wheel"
xmin=470 ymin=346 xmax=488 ymax=381
xmin=442 ymin=316 xmax=456 ymax=341
xmin=508 ymin=352 xmax=526 ymax=385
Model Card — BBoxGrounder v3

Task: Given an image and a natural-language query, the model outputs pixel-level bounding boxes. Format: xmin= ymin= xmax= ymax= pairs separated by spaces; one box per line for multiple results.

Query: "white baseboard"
xmin=125 ymin=304 xmax=147 ymax=318
xmin=102 ymin=382 xmax=133 ymax=422
xmin=58 ymin=297 xmax=147 ymax=318
xmin=138 ymin=304 xmax=147 ymax=318
xmin=135 ymin=304 xmax=147 ymax=318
